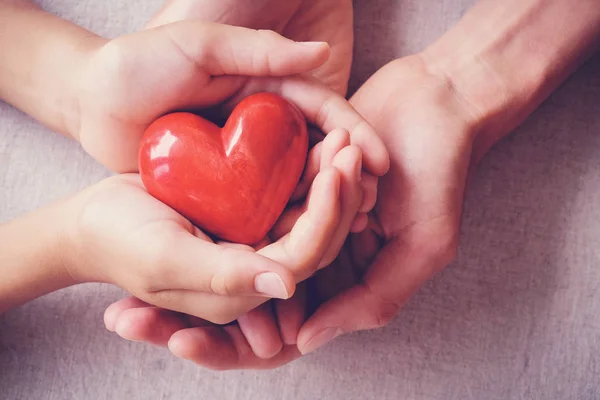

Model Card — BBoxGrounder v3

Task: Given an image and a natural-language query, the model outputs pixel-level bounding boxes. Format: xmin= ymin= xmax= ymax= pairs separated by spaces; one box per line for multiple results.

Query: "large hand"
xmin=295 ymin=55 xmax=479 ymax=352
xmin=146 ymin=0 xmax=354 ymax=95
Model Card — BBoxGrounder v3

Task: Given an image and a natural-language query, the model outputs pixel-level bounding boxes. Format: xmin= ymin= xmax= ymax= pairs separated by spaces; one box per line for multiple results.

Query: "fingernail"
xmin=299 ymin=41 xmax=327 ymax=47
xmin=255 ymin=272 xmax=289 ymax=299
xmin=300 ymin=327 xmax=343 ymax=355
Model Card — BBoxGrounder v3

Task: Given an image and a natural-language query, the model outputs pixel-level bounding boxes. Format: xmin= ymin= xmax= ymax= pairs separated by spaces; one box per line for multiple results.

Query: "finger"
xmin=291 ymin=141 xmax=322 ymax=202
xmin=226 ymin=77 xmax=390 ymax=176
xmin=269 ymin=205 xmax=304 ymax=242
xmin=237 ymin=303 xmax=283 ymax=359
xmin=320 ymin=129 xmax=351 ymax=168
xmin=169 ymin=326 xmax=301 ymax=370
xmin=141 ymin=289 xmax=257 ymax=325
xmin=275 ymin=283 xmax=307 ymax=345
xmin=156 ymin=21 xmax=330 ymax=77
xmin=259 ymin=168 xmax=341 ymax=281
xmin=114 ymin=307 xmax=191 ymax=347
xmin=350 ymin=213 xmax=369 ymax=233
xmin=318 ymin=145 xmax=363 ymax=268
xmin=155 ymin=235 xmax=296 ymax=299
xmin=104 ymin=297 xmax=150 ymax=332
xmin=359 ymin=173 xmax=378 ymax=213
xmin=273 ymin=129 xmax=350 ymax=241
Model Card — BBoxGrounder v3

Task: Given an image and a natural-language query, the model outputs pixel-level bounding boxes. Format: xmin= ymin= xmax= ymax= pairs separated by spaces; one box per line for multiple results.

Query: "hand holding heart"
xmin=76 ymin=20 xmax=388 ymax=177
xmin=65 ymin=126 xmax=364 ymax=324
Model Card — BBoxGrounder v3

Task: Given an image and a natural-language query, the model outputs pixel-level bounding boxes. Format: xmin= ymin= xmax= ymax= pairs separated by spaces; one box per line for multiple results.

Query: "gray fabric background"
xmin=1 ymin=0 xmax=599 ymax=399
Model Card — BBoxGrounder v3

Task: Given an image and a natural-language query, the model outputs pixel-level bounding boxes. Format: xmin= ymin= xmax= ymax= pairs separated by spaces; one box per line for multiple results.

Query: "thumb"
xmin=296 ymin=239 xmax=407 ymax=355
xmin=155 ymin=21 xmax=330 ymax=77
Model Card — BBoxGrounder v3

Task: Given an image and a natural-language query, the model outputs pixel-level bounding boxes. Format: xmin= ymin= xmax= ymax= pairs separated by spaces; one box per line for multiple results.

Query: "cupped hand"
xmin=76 ymin=19 xmax=387 ymax=208
xmin=295 ymin=55 xmax=481 ymax=352
xmin=66 ymin=127 xmax=358 ymax=326
xmin=101 ymin=125 xmax=366 ymax=365
xmin=67 ymin=161 xmax=332 ymax=323
xmin=146 ymin=0 xmax=354 ymax=95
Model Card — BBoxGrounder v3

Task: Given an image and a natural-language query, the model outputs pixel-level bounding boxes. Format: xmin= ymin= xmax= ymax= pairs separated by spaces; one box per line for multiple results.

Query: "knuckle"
xmin=208 ymin=247 xmax=243 ymax=296
xmin=209 ymin=272 xmax=231 ymax=296
xmin=406 ymin=222 xmax=459 ymax=272
xmin=145 ymin=231 xmax=179 ymax=288
xmin=315 ymin=98 xmax=333 ymax=130
xmin=254 ymin=29 xmax=282 ymax=74
xmin=256 ymin=29 xmax=281 ymax=43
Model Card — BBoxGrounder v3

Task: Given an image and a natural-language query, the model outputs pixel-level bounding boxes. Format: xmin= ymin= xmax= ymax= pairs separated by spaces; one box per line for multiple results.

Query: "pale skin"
xmin=106 ymin=0 xmax=600 ymax=369
xmin=0 ymin=1 xmax=391 ymax=325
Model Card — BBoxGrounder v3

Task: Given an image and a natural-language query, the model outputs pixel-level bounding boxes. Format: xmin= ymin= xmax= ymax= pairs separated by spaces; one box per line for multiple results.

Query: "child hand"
xmin=63 ymin=146 xmax=351 ymax=324
xmin=102 ymin=126 xmax=366 ymax=362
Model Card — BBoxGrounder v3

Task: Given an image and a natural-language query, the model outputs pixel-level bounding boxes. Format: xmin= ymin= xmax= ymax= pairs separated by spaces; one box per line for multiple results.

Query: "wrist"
xmin=60 ymin=35 xmax=108 ymax=141
xmin=0 ymin=2 xmax=106 ymax=141
xmin=0 ymin=199 xmax=78 ymax=312
xmin=420 ymin=0 xmax=600 ymax=161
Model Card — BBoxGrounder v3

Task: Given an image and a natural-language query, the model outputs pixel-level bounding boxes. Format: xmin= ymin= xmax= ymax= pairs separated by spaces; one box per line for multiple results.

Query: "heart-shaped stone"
xmin=139 ymin=93 xmax=308 ymax=245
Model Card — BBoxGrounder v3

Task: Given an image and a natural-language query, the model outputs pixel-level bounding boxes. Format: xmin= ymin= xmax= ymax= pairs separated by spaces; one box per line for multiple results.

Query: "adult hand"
xmin=295 ymin=55 xmax=479 ymax=352
xmin=146 ymin=0 xmax=354 ymax=95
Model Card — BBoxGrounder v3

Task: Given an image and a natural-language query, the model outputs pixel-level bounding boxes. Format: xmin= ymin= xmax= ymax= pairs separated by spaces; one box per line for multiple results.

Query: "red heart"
xmin=139 ymin=93 xmax=308 ymax=245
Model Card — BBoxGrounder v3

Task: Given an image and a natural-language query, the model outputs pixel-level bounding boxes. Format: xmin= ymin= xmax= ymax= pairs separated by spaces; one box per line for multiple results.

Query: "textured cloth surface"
xmin=1 ymin=1 xmax=600 ymax=399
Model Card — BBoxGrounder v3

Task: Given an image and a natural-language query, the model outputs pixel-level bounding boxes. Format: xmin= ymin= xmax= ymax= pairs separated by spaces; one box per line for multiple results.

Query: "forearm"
xmin=0 ymin=199 xmax=77 ymax=313
xmin=422 ymin=0 xmax=600 ymax=157
xmin=0 ymin=0 xmax=104 ymax=139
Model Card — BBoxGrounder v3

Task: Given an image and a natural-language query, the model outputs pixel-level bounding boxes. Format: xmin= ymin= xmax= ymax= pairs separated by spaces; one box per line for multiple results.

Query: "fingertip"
xmin=321 ymin=129 xmax=351 ymax=169
xmin=297 ymin=41 xmax=331 ymax=67
xmin=351 ymin=124 xmax=390 ymax=176
xmin=350 ymin=213 xmax=369 ymax=233
xmin=103 ymin=297 xmax=148 ymax=332
xmin=238 ymin=308 xmax=284 ymax=360
xmin=168 ymin=332 xmax=188 ymax=359
xmin=168 ymin=329 xmax=210 ymax=360
xmin=359 ymin=173 xmax=378 ymax=213
xmin=104 ymin=306 xmax=119 ymax=332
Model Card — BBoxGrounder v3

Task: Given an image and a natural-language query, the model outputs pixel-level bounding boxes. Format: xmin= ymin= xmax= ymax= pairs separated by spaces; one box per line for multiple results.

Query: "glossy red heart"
xmin=139 ymin=93 xmax=308 ymax=245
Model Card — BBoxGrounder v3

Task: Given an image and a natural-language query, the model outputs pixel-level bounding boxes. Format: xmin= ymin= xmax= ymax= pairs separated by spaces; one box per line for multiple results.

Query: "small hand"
xmin=66 ymin=138 xmax=349 ymax=325
xmin=102 ymin=126 xmax=366 ymax=364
